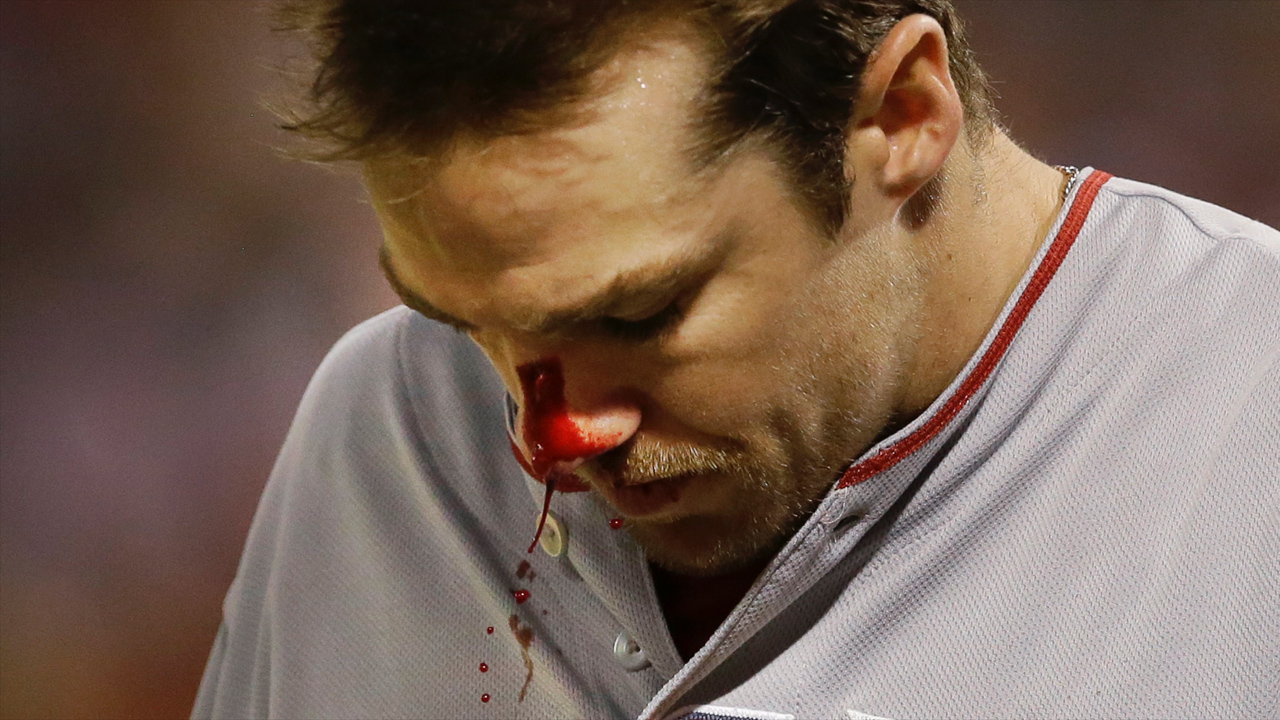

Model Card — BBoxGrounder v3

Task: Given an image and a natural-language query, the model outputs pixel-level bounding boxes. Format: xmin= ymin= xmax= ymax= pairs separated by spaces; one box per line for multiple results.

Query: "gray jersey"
xmin=194 ymin=169 xmax=1280 ymax=720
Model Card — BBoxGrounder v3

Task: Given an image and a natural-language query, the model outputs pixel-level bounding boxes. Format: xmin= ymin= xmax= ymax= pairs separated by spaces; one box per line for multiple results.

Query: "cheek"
xmin=643 ymin=337 xmax=797 ymax=441
xmin=660 ymin=273 xmax=903 ymax=440
xmin=647 ymin=283 xmax=832 ymax=434
xmin=672 ymin=255 xmax=818 ymax=360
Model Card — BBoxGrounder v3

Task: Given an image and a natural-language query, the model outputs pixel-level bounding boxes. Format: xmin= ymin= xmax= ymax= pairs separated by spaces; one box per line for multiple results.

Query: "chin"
xmin=629 ymin=512 xmax=790 ymax=577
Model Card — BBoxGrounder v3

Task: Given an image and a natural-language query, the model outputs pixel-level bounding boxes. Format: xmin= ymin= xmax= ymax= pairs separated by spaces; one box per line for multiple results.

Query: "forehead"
xmin=363 ymin=30 xmax=722 ymax=321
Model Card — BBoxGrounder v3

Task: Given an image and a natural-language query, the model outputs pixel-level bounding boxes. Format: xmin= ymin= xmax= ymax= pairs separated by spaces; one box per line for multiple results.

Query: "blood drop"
xmin=481 ymin=693 xmax=490 ymax=703
xmin=479 ymin=662 xmax=488 ymax=673
xmin=609 ymin=517 xmax=625 ymax=529
xmin=513 ymin=589 xmax=530 ymax=604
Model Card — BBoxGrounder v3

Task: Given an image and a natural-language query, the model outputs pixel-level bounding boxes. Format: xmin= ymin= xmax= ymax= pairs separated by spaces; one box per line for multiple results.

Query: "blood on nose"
xmin=514 ymin=357 xmax=623 ymax=481
xmin=513 ymin=356 xmax=630 ymax=553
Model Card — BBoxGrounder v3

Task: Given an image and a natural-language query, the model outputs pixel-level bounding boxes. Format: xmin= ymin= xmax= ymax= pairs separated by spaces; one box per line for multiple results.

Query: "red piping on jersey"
xmin=836 ymin=170 xmax=1112 ymax=489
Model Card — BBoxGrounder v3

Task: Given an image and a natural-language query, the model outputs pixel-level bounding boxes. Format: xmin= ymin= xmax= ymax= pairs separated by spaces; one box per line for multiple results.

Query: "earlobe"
xmin=848 ymin=14 xmax=963 ymax=203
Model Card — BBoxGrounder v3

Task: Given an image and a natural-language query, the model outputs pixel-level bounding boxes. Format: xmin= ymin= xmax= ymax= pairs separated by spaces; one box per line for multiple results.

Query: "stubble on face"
xmin=586 ymin=433 xmax=787 ymax=575
xmin=616 ymin=216 xmax=925 ymax=576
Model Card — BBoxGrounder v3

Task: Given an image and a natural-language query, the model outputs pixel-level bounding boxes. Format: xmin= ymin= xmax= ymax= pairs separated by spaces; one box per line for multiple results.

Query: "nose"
xmin=509 ymin=355 xmax=641 ymax=481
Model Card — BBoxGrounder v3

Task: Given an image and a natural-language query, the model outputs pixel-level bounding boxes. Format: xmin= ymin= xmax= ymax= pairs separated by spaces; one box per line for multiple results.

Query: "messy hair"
xmin=273 ymin=0 xmax=996 ymax=231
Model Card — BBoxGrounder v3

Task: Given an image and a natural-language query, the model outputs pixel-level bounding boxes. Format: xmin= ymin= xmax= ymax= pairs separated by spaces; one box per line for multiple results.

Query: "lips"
xmin=600 ymin=474 xmax=695 ymax=518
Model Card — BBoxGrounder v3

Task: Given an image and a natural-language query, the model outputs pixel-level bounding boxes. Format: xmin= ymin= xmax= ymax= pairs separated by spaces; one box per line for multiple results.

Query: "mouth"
xmin=598 ymin=473 xmax=697 ymax=519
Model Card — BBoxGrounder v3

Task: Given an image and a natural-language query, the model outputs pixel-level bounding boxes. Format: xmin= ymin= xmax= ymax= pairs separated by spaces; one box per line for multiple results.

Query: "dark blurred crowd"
xmin=0 ymin=2 xmax=1275 ymax=719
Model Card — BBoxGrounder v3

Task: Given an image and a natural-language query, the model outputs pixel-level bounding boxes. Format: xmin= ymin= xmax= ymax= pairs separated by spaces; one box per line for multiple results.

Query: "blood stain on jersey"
xmin=509 ymin=614 xmax=535 ymax=702
xmin=516 ymin=560 xmax=531 ymax=579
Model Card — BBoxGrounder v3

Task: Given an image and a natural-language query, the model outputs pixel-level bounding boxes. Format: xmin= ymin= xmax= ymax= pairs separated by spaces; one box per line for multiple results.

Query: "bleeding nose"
xmin=511 ymin=357 xmax=641 ymax=480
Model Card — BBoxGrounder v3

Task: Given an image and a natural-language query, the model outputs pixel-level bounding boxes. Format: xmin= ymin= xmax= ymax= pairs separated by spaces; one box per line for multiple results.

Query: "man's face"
xmin=366 ymin=32 xmax=925 ymax=575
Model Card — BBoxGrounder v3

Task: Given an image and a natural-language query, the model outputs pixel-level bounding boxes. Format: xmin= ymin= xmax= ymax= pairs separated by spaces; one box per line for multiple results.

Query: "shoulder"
xmin=1046 ymin=173 xmax=1280 ymax=365
xmin=195 ymin=308 xmax=527 ymax=717
xmin=267 ymin=304 xmax=514 ymax=481
xmin=1089 ymin=174 xmax=1280 ymax=269
xmin=1080 ymin=175 xmax=1280 ymax=379
xmin=1085 ymin=175 xmax=1280 ymax=307
xmin=296 ymin=305 xmax=498 ymax=438
xmin=239 ymin=303 xmax=513 ymax=567
xmin=264 ymin=304 xmax=514 ymax=531
xmin=1006 ymin=172 xmax=1280 ymax=496
xmin=997 ymin=172 xmax=1280 ymax=495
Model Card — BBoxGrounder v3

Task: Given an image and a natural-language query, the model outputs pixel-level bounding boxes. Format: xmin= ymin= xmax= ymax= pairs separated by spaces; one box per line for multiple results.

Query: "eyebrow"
xmin=377 ymin=240 xmax=720 ymax=336
xmin=379 ymin=244 xmax=478 ymax=332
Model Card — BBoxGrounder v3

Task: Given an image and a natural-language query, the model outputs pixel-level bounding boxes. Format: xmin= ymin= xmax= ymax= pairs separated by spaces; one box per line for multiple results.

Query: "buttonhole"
xmin=833 ymin=513 xmax=864 ymax=533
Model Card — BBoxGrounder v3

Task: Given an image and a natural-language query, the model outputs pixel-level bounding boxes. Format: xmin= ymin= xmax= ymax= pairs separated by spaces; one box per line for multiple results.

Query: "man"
xmin=195 ymin=1 xmax=1278 ymax=718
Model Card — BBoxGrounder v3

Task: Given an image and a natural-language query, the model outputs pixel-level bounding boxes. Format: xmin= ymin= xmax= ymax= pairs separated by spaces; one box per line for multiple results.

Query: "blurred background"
xmin=1 ymin=1 xmax=1276 ymax=718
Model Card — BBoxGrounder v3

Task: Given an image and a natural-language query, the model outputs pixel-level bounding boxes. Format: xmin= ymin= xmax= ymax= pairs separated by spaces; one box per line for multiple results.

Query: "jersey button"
xmin=612 ymin=630 xmax=650 ymax=671
xmin=538 ymin=513 xmax=566 ymax=557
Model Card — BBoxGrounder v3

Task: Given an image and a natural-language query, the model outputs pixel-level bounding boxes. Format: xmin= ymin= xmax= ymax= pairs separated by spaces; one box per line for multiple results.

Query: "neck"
xmin=651 ymin=557 xmax=769 ymax=662
xmin=893 ymin=132 xmax=1069 ymax=422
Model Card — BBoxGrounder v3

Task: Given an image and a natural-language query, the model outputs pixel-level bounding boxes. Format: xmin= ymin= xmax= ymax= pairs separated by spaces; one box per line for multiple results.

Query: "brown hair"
xmin=273 ymin=0 xmax=996 ymax=231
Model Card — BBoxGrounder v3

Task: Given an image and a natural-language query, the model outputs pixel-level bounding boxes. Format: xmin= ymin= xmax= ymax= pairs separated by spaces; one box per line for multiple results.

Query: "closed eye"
xmin=598 ymin=301 xmax=685 ymax=342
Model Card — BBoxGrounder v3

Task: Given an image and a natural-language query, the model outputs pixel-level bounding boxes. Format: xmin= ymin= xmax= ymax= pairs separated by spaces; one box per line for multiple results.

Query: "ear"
xmin=846 ymin=14 xmax=963 ymax=204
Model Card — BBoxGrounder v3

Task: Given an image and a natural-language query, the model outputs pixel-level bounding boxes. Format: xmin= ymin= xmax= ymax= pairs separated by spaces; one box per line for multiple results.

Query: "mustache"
xmin=589 ymin=436 xmax=748 ymax=487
